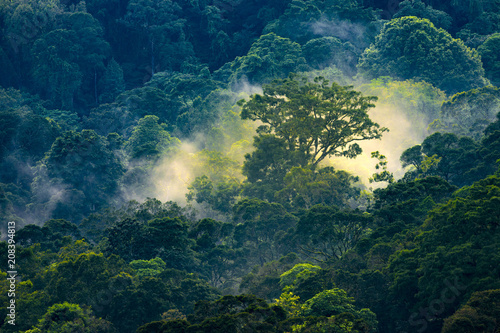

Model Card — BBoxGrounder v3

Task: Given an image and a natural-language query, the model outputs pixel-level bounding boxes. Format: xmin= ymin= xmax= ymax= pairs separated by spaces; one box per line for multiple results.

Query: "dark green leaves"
xmin=296 ymin=205 xmax=370 ymax=262
xmin=358 ymin=16 xmax=487 ymax=94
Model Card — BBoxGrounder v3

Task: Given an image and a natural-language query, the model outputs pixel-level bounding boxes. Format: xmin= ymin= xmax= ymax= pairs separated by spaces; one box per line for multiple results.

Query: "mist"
xmin=325 ymin=104 xmax=429 ymax=188
xmin=310 ymin=16 xmax=368 ymax=47
xmin=141 ymin=72 xmax=442 ymax=210
xmin=134 ymin=83 xmax=261 ymax=216
xmin=149 ymin=144 xmax=198 ymax=206
xmin=325 ymin=77 xmax=445 ymax=187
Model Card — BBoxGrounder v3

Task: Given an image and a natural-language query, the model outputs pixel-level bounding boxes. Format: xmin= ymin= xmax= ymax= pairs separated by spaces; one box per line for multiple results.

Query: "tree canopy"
xmin=1 ymin=1 xmax=500 ymax=333
xmin=358 ymin=16 xmax=488 ymax=94
xmin=240 ymin=75 xmax=387 ymax=167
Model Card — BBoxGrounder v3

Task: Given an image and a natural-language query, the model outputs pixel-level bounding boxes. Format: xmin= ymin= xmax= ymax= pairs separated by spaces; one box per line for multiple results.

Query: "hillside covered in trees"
xmin=1 ymin=0 xmax=500 ymax=332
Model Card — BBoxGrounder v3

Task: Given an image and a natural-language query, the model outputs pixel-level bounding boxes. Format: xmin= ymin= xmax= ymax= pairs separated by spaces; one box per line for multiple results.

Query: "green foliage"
xmin=115 ymin=86 xmax=176 ymax=124
xmin=400 ymin=145 xmax=423 ymax=171
xmin=0 ymin=89 xmax=64 ymax=166
xmin=83 ymin=103 xmax=135 ymax=137
xmin=24 ymin=302 xmax=116 ymax=333
xmin=190 ymin=149 xmax=242 ymax=182
xmin=39 ymin=109 xmax=80 ymax=132
xmin=358 ymin=16 xmax=488 ymax=94
xmin=121 ymin=0 xmax=191 ymax=74
xmin=106 ymin=216 xmax=195 ymax=269
xmin=296 ymin=288 xmax=378 ymax=333
xmin=302 ymin=37 xmax=358 ymax=76
xmin=0 ymin=184 xmax=15 ymax=223
xmin=425 ymin=0 xmax=500 ymax=33
xmin=0 ymin=45 xmax=17 ymax=88
xmin=0 ymin=0 xmax=60 ymax=48
xmin=263 ymin=0 xmax=379 ymax=53
xmin=434 ymin=86 xmax=500 ymax=140
xmin=477 ymin=113 xmax=500 ymax=176
xmin=0 ymin=109 xmax=20 ymax=159
xmin=136 ymin=319 xmax=190 ymax=333
xmin=98 ymin=58 xmax=125 ymax=104
xmin=187 ymin=175 xmax=241 ymax=213
xmin=372 ymin=175 xmax=457 ymax=225
xmin=276 ymin=166 xmax=361 ymax=209
xmin=388 ymin=174 xmax=500 ymax=327
xmin=292 ymin=314 xmax=369 ymax=333
xmin=399 ymin=130 xmax=497 ymax=186
xmin=457 ymin=12 xmax=500 ymax=48
xmin=15 ymin=113 xmax=60 ymax=159
xmin=442 ymin=289 xmax=500 ymax=333
xmin=393 ymin=0 xmax=452 ymax=30
xmin=2 ymin=2 xmax=500 ymax=333
xmin=17 ymin=219 xmax=81 ymax=251
xmin=80 ymin=198 xmax=186 ymax=243
xmin=145 ymin=70 xmax=226 ymax=134
xmin=42 ymin=129 xmax=124 ymax=214
xmin=0 ymin=0 xmax=60 ymax=88
xmin=216 ymin=33 xmax=308 ymax=85
xmin=296 ymin=205 xmax=370 ymax=263
xmin=262 ymin=0 xmax=322 ymax=44
xmin=239 ymin=253 xmax=301 ymax=301
xmin=421 ymin=132 xmax=478 ymax=184
xmin=274 ymin=291 xmax=305 ymax=318
xmin=125 ymin=115 xmax=180 ymax=161
xmin=186 ymin=149 xmax=243 ymax=213
xmin=303 ymin=288 xmax=356 ymax=317
xmin=40 ymin=252 xmax=131 ymax=306
xmin=188 ymin=218 xmax=238 ymax=288
xmin=369 ymin=151 xmax=394 ymax=184
xmin=31 ymin=12 xmax=110 ymax=110
xmin=279 ymin=263 xmax=321 ymax=288
xmin=105 ymin=267 xmax=219 ymax=332
xmin=161 ymin=269 xmax=221 ymax=314
xmin=358 ymin=77 xmax=446 ymax=126
xmin=0 ymin=273 xmax=49 ymax=332
xmin=0 ymin=106 xmax=61 ymax=180
xmin=291 ymin=268 xmax=337 ymax=302
xmin=187 ymin=294 xmax=285 ymax=332
xmin=233 ymin=198 xmax=298 ymax=266
xmin=478 ymin=33 xmax=500 ymax=86
xmin=189 ymin=219 xmax=233 ymax=253
xmin=130 ymin=257 xmax=167 ymax=278
xmin=242 ymin=134 xmax=304 ymax=201
xmin=241 ymin=75 xmax=386 ymax=167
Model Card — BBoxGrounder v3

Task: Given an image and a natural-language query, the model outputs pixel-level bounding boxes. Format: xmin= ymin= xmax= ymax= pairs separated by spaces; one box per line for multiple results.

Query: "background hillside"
xmin=0 ymin=0 xmax=499 ymax=332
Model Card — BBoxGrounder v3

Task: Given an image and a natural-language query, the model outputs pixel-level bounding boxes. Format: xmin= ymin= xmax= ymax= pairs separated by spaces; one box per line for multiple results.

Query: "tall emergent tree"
xmin=240 ymin=75 xmax=387 ymax=168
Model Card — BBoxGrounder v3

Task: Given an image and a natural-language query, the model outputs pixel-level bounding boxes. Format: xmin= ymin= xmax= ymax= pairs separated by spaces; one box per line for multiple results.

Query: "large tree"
xmin=124 ymin=115 xmax=180 ymax=161
xmin=392 ymin=0 xmax=452 ymax=30
xmin=216 ymin=33 xmax=308 ymax=85
xmin=240 ymin=75 xmax=387 ymax=168
xmin=43 ymin=129 xmax=125 ymax=214
xmin=358 ymin=16 xmax=487 ymax=94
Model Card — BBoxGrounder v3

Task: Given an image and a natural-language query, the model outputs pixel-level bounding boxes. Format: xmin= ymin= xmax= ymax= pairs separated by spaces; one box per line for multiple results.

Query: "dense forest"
xmin=1 ymin=0 xmax=500 ymax=332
